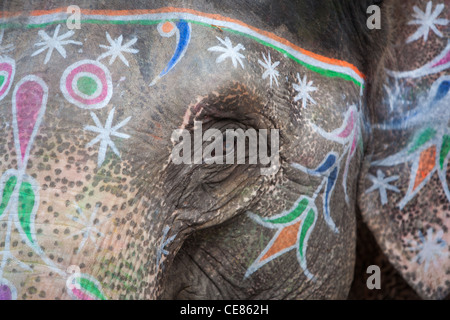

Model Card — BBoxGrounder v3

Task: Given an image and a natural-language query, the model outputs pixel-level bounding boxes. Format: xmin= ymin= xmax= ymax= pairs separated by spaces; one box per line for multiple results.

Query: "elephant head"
xmin=0 ymin=0 xmax=448 ymax=300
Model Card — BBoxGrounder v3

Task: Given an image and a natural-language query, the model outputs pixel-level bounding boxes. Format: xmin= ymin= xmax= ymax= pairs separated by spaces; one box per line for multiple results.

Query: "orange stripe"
xmin=2 ymin=7 xmax=364 ymax=80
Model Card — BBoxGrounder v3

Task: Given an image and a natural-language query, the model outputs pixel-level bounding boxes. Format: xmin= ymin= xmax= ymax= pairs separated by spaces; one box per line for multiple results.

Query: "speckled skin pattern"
xmin=0 ymin=0 xmax=446 ymax=300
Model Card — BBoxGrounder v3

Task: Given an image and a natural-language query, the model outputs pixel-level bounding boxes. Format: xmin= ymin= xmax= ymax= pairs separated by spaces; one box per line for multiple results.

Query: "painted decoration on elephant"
xmin=387 ymin=41 xmax=450 ymax=79
xmin=84 ymin=107 xmax=132 ymax=167
xmin=208 ymin=36 xmax=246 ymax=69
xmin=31 ymin=24 xmax=82 ymax=64
xmin=0 ymin=74 xmax=107 ymax=300
xmin=151 ymin=20 xmax=191 ymax=86
xmin=293 ymin=72 xmax=318 ymax=109
xmin=258 ymin=52 xmax=280 ymax=88
xmin=405 ymin=1 xmax=448 ymax=44
xmin=60 ymin=59 xmax=113 ymax=110
xmin=66 ymin=273 xmax=108 ymax=300
xmin=97 ymin=32 xmax=139 ymax=67
xmin=246 ymin=104 xmax=363 ymax=279
xmin=246 ymin=196 xmax=318 ymax=280
xmin=156 ymin=225 xmax=177 ymax=272
xmin=368 ymin=1 xmax=449 ymax=210
xmin=406 ymin=228 xmax=448 ymax=272
xmin=371 ymin=75 xmax=450 ymax=209
xmin=0 ymin=56 xmax=15 ymax=102
xmin=0 ymin=75 xmax=63 ymax=297
xmin=66 ymin=202 xmax=115 ymax=253
xmin=310 ymin=105 xmax=363 ymax=205
xmin=0 ymin=7 xmax=365 ymax=88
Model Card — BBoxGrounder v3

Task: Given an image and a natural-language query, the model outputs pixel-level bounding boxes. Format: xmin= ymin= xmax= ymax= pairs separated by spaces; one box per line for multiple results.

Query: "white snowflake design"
xmin=97 ymin=32 xmax=139 ymax=67
xmin=365 ymin=169 xmax=400 ymax=206
xmin=406 ymin=228 xmax=448 ymax=272
xmin=258 ymin=52 xmax=280 ymax=88
xmin=293 ymin=73 xmax=318 ymax=109
xmin=0 ymin=29 xmax=14 ymax=56
xmin=84 ymin=107 xmax=132 ymax=167
xmin=406 ymin=1 xmax=449 ymax=43
xmin=208 ymin=36 xmax=246 ymax=69
xmin=31 ymin=24 xmax=82 ymax=64
xmin=66 ymin=203 xmax=114 ymax=253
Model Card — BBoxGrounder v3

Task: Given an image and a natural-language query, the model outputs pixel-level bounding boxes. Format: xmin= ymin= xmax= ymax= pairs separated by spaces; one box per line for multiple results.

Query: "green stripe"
xmin=0 ymin=175 xmax=17 ymax=218
xmin=1 ymin=19 xmax=162 ymax=30
xmin=0 ymin=18 xmax=363 ymax=86
xmin=263 ymin=198 xmax=309 ymax=225
xmin=219 ymin=27 xmax=363 ymax=87
xmin=440 ymin=135 xmax=450 ymax=170
xmin=298 ymin=209 xmax=315 ymax=260
xmin=18 ymin=181 xmax=35 ymax=245
xmin=77 ymin=277 xmax=107 ymax=300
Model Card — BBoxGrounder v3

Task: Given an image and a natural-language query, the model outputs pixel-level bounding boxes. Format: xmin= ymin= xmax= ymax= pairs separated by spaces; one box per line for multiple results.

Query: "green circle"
xmin=0 ymin=75 xmax=5 ymax=88
xmin=77 ymin=76 xmax=98 ymax=96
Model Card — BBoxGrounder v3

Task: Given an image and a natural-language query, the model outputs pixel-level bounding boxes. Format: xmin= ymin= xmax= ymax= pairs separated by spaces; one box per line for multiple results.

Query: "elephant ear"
xmin=358 ymin=2 xmax=450 ymax=300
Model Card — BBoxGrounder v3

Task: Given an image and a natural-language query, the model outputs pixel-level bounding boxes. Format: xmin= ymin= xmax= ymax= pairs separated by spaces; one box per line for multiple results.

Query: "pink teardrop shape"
xmin=13 ymin=77 xmax=47 ymax=162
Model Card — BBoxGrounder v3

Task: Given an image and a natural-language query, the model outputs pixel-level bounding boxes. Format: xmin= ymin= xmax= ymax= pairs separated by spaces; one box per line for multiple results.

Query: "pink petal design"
xmin=0 ymin=57 xmax=15 ymax=101
xmin=337 ymin=111 xmax=354 ymax=138
xmin=71 ymin=288 xmax=94 ymax=300
xmin=0 ymin=284 xmax=13 ymax=300
xmin=432 ymin=50 xmax=450 ymax=68
xmin=12 ymin=76 xmax=48 ymax=164
xmin=349 ymin=129 xmax=358 ymax=156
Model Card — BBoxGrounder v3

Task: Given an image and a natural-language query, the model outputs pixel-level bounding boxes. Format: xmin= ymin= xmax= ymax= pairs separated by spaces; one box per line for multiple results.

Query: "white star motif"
xmin=0 ymin=29 xmax=14 ymax=56
xmin=406 ymin=1 xmax=448 ymax=43
xmin=97 ymin=32 xmax=139 ymax=67
xmin=365 ymin=169 xmax=400 ymax=206
xmin=407 ymin=228 xmax=447 ymax=272
xmin=258 ymin=52 xmax=280 ymax=88
xmin=293 ymin=73 xmax=318 ymax=109
xmin=208 ymin=36 xmax=246 ymax=69
xmin=84 ymin=107 xmax=132 ymax=167
xmin=31 ymin=24 xmax=82 ymax=64
xmin=66 ymin=203 xmax=114 ymax=253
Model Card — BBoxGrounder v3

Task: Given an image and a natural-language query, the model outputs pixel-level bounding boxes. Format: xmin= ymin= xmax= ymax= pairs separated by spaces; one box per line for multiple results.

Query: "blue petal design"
xmin=323 ymin=166 xmax=338 ymax=233
xmin=159 ymin=20 xmax=191 ymax=78
xmin=434 ymin=80 xmax=450 ymax=103
xmin=312 ymin=153 xmax=337 ymax=174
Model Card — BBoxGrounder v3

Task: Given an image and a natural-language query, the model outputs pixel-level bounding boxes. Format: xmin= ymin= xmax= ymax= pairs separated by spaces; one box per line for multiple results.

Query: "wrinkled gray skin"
xmin=0 ymin=0 xmax=445 ymax=300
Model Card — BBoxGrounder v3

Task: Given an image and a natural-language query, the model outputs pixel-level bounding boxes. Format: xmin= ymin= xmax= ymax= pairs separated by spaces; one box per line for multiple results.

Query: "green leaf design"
xmin=263 ymin=198 xmax=309 ymax=225
xmin=298 ymin=209 xmax=316 ymax=261
xmin=18 ymin=181 xmax=36 ymax=245
xmin=409 ymin=128 xmax=437 ymax=154
xmin=440 ymin=135 xmax=450 ymax=170
xmin=0 ymin=175 xmax=17 ymax=218
xmin=77 ymin=277 xmax=107 ymax=300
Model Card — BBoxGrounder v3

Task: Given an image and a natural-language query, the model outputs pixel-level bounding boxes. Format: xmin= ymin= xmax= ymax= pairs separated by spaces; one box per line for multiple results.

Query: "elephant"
xmin=0 ymin=0 xmax=448 ymax=300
